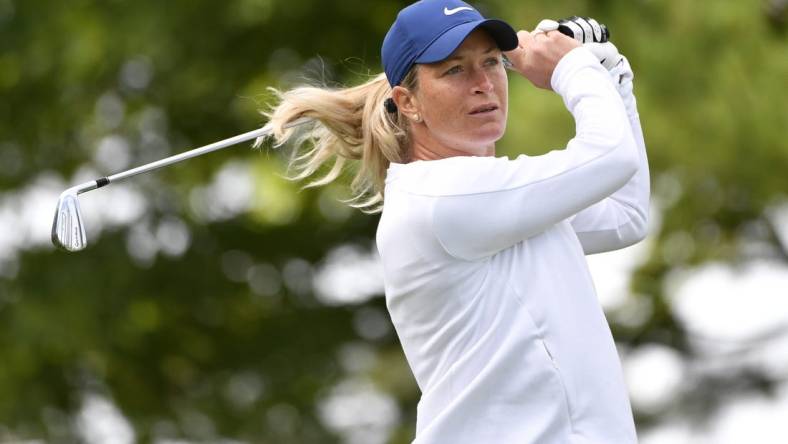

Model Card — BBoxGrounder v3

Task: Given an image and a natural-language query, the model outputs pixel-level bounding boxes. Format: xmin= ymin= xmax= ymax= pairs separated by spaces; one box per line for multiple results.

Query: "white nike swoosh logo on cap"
xmin=444 ymin=6 xmax=473 ymax=15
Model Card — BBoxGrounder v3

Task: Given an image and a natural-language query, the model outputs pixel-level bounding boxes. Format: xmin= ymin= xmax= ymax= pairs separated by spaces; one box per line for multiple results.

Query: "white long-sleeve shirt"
xmin=375 ymin=47 xmax=649 ymax=444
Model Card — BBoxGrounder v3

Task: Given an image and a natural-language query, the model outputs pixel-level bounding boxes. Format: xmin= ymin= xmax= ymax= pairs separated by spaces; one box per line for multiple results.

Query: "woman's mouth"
xmin=468 ymin=104 xmax=499 ymax=115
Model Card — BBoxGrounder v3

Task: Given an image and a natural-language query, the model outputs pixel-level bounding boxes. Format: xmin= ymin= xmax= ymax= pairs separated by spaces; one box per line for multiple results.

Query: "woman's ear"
xmin=392 ymin=85 xmax=420 ymax=118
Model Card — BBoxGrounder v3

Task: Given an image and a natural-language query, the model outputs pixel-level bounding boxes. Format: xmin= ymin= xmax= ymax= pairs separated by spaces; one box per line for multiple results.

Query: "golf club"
xmin=51 ymin=117 xmax=312 ymax=252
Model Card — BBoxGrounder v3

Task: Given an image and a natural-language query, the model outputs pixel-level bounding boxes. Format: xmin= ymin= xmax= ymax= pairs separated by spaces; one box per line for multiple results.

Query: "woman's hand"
xmin=504 ymin=29 xmax=581 ymax=90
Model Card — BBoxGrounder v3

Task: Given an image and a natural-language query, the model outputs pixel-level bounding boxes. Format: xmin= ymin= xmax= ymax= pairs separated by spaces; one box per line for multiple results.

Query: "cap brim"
xmin=415 ymin=19 xmax=518 ymax=64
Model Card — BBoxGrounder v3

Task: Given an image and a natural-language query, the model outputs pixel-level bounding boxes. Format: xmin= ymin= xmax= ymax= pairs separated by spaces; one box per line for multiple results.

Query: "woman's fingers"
xmin=503 ymin=30 xmax=531 ymax=72
xmin=533 ymin=19 xmax=560 ymax=33
xmin=507 ymin=29 xmax=581 ymax=90
xmin=516 ymin=30 xmax=534 ymax=50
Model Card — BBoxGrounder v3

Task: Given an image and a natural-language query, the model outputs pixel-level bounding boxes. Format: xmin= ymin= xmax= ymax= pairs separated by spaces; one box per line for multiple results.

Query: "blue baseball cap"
xmin=381 ymin=0 xmax=518 ymax=87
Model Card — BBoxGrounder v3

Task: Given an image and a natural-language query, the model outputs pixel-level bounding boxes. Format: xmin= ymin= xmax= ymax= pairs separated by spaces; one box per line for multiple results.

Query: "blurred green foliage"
xmin=0 ymin=0 xmax=786 ymax=442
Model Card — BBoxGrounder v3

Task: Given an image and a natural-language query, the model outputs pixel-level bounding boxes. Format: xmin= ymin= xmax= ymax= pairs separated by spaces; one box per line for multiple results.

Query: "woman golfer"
xmin=263 ymin=0 xmax=649 ymax=442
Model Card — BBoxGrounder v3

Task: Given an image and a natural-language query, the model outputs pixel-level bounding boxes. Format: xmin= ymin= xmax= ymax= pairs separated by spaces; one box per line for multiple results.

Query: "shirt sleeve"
xmin=568 ymin=58 xmax=650 ymax=255
xmin=431 ymin=47 xmax=640 ymax=261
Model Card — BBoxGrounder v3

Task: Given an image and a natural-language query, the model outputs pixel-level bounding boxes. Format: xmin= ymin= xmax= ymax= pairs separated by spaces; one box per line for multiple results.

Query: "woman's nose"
xmin=472 ymin=70 xmax=494 ymax=94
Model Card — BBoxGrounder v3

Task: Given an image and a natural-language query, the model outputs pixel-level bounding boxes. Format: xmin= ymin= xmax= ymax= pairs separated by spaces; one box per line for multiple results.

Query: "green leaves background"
xmin=0 ymin=0 xmax=786 ymax=442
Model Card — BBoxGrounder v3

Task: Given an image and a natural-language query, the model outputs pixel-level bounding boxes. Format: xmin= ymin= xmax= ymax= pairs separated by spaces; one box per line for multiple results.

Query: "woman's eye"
xmin=445 ymin=65 xmax=462 ymax=75
xmin=485 ymin=57 xmax=500 ymax=67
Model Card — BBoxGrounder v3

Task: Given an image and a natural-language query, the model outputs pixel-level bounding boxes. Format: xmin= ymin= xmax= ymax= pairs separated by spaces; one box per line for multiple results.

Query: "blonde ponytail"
xmin=256 ymin=69 xmax=418 ymax=213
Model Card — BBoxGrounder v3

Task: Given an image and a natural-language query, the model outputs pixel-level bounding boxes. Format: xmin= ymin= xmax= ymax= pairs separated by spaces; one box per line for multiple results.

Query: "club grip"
xmin=557 ymin=17 xmax=610 ymax=43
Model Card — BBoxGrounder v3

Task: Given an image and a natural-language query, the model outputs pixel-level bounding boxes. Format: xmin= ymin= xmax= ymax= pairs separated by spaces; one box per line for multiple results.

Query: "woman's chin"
xmin=463 ymin=125 xmax=505 ymax=149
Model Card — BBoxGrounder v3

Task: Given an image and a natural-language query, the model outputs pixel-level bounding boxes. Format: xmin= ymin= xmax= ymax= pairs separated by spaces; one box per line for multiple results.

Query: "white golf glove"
xmin=609 ymin=54 xmax=634 ymax=87
xmin=609 ymin=55 xmax=636 ymax=112
xmin=585 ymin=41 xmax=624 ymax=71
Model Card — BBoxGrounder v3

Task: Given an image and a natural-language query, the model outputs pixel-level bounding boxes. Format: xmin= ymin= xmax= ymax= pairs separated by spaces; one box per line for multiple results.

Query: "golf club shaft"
xmin=77 ymin=117 xmax=313 ymax=195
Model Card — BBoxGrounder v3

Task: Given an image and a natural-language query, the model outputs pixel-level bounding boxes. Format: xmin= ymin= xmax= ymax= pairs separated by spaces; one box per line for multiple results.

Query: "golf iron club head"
xmin=51 ymin=186 xmax=89 ymax=252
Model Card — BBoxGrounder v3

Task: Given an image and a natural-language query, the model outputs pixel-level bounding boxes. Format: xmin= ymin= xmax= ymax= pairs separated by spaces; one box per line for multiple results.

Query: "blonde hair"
xmin=255 ymin=69 xmax=419 ymax=213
